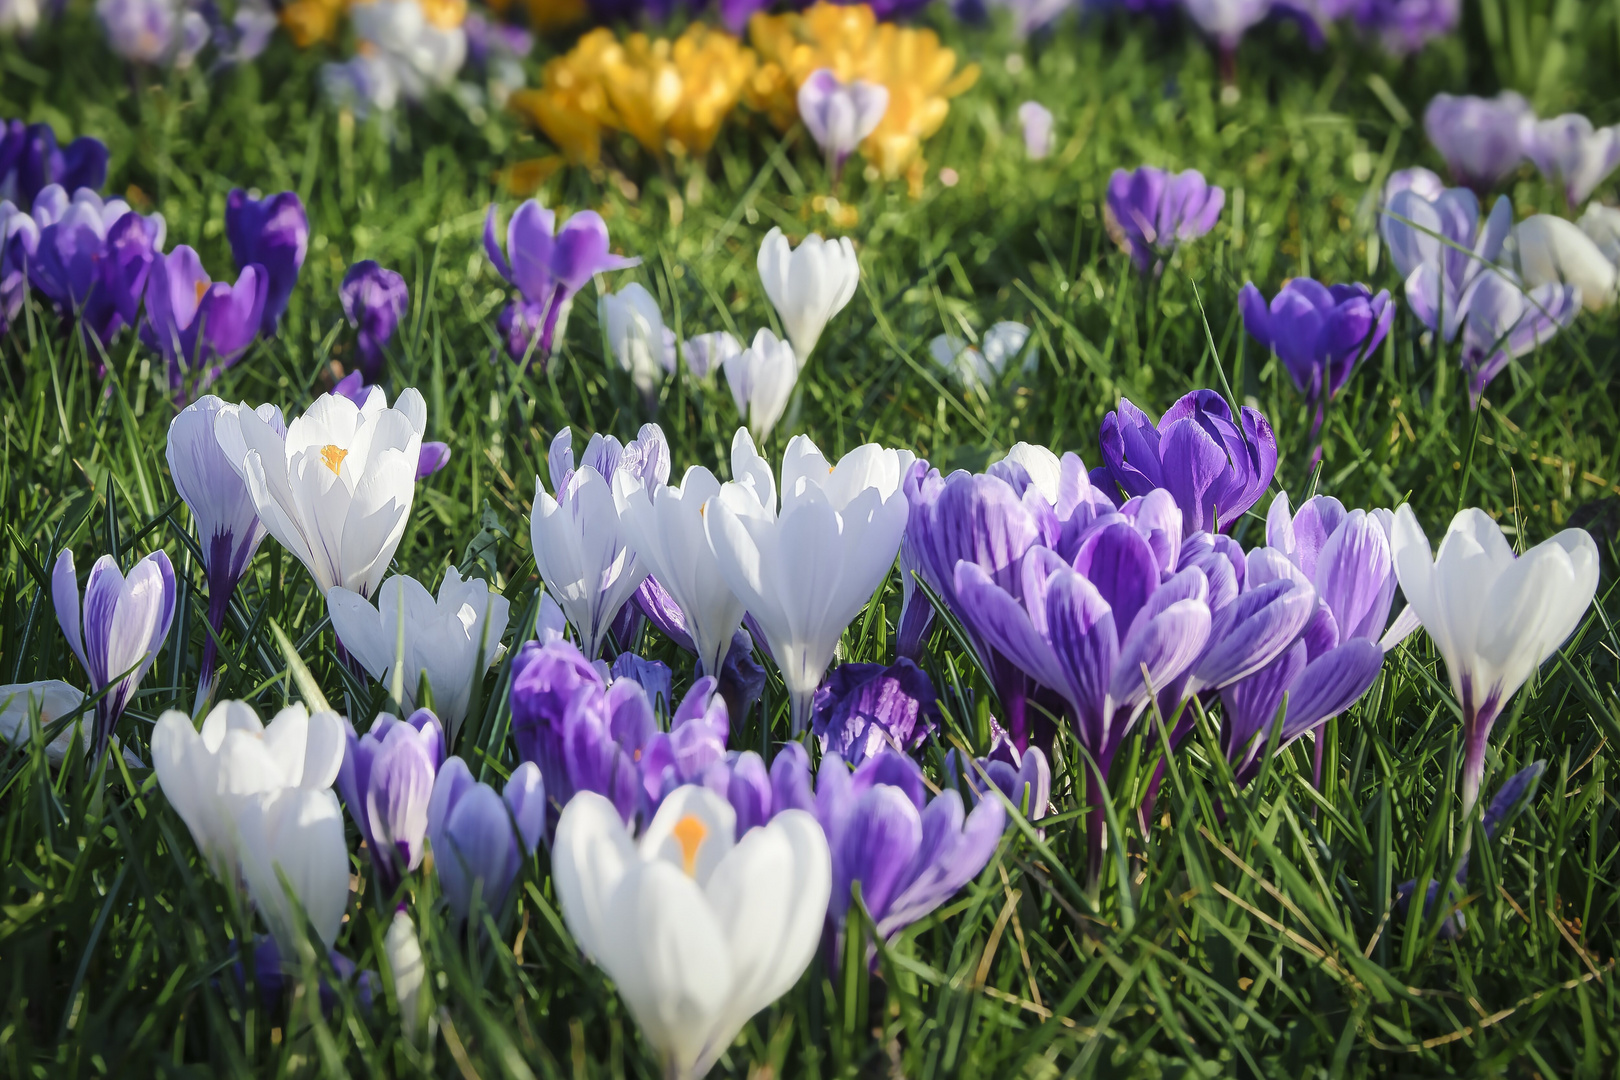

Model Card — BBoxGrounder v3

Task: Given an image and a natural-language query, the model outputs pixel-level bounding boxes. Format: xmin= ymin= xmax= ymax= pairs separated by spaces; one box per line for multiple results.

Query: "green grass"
xmin=4 ymin=1 xmax=1620 ymax=1075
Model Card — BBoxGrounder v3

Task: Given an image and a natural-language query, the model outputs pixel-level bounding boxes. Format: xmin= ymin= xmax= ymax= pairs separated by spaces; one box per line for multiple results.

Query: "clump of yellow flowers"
xmin=508 ymin=2 xmax=975 ymax=186
xmin=510 ymin=24 xmax=757 ymax=164
xmin=746 ymin=2 xmax=978 ymax=180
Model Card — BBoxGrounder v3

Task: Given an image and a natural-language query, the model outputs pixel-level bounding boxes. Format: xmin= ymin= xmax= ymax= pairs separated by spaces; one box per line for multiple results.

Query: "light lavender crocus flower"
xmin=427 ymin=755 xmax=546 ymax=922
xmin=1422 ymin=92 xmax=1531 ymax=194
xmin=166 ymin=395 xmax=285 ymax=699
xmin=797 ymin=69 xmax=888 ymax=179
xmin=1383 ymin=185 xmax=1512 ymax=343
xmin=1017 ymin=101 xmax=1054 ymax=160
xmin=1458 ymin=269 xmax=1580 ymax=403
xmin=337 ymin=709 xmax=445 ymax=896
xmin=681 ymin=331 xmax=741 ymax=379
xmin=485 ymin=199 xmax=638 ymax=364
xmin=1104 ymin=166 xmax=1225 ymax=273
xmin=815 ymin=750 xmax=1005 ymax=953
xmin=1181 ymin=0 xmax=1273 ymax=53
xmin=52 ymin=548 xmax=176 ymax=759
xmin=1519 ymin=113 xmax=1620 ymax=208
xmin=96 ymin=0 xmax=206 ymax=66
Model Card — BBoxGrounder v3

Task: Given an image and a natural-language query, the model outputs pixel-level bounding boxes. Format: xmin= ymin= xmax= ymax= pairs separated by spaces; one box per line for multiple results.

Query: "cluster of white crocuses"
xmin=598 ymin=226 xmax=860 ymax=442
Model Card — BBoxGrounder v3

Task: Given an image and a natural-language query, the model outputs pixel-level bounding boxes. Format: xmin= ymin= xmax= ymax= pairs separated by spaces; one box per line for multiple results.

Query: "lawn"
xmin=2 ymin=0 xmax=1620 ymax=1075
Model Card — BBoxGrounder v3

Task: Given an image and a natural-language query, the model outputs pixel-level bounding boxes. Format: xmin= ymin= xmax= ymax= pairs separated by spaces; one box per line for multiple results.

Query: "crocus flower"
xmin=1509 ymin=213 xmax=1616 ymax=312
xmin=216 ymin=384 xmax=426 ymax=598
xmin=532 ymin=425 xmax=668 ymax=659
xmin=635 ymin=677 xmax=731 ymax=809
xmin=327 ymin=371 xmax=449 ymax=480
xmin=143 ymin=246 xmax=268 ymax=392
xmin=1390 ymin=505 xmax=1597 ymax=818
xmin=797 ymin=69 xmax=889 ymax=177
xmin=1098 ymin=390 xmax=1277 ymax=534
xmin=1381 ymin=165 xmax=1447 ymax=211
xmin=30 ymin=188 xmax=164 ymax=350
xmin=815 ymin=750 xmax=1004 ymax=949
xmin=945 ymin=723 xmax=1051 ymax=822
xmin=321 ymin=54 xmax=402 ymax=117
xmin=152 ymin=700 xmax=349 ymax=950
xmin=507 ymin=638 xmax=608 ymax=799
xmin=722 ymin=328 xmax=798 ymax=443
xmin=929 ymin=321 xmax=1036 ymax=387
xmin=1351 ymin=0 xmax=1458 ymax=55
xmin=552 ymin=785 xmax=830 ymax=1080
xmin=757 ymin=226 xmax=859 ymax=364
xmin=52 ymin=549 xmax=176 ymax=759
xmin=616 ymin=464 xmax=746 ymax=678
xmin=167 ymin=396 xmax=285 ymax=697
xmin=0 ymin=120 xmax=107 ymax=208
xmin=610 ymin=653 xmax=673 ymax=713
xmin=681 ymin=330 xmax=741 ymax=379
xmin=599 ymin=282 xmax=672 ymax=405
xmin=1181 ymin=0 xmax=1273 ymax=51
xmin=810 ymin=659 xmax=938 ymax=765
xmin=339 ymin=260 xmax=409 ymax=380
xmin=705 ymin=429 xmax=911 ymax=729
xmin=384 ymin=909 xmax=429 ymax=1040
xmin=1578 ymin=202 xmax=1620 ymax=265
xmin=485 ymin=199 xmax=637 ymax=363
xmin=0 ymin=199 xmax=36 ymax=334
xmin=336 ymin=709 xmax=444 ymax=894
xmin=225 ymin=190 xmax=307 ymax=335
xmin=1384 ymin=185 xmax=1512 ymax=343
xmin=1519 ymin=113 xmax=1620 ymax=208
xmin=1018 ymin=101 xmax=1054 ymax=160
xmin=0 ymin=680 xmax=149 ymax=765
xmin=426 ymin=755 xmax=546 ymax=922
xmin=1459 ymin=269 xmax=1580 ymax=402
xmin=347 ymin=0 xmax=468 ymax=101
xmin=96 ymin=0 xmax=207 ymax=65
xmin=954 ymin=531 xmax=1212 ymax=882
xmin=1239 ymin=280 xmax=1392 ymax=446
xmin=1104 ymin=167 xmax=1225 ymax=272
xmin=326 ymin=568 xmax=510 ymax=746
xmin=1422 ymin=92 xmax=1531 ymax=194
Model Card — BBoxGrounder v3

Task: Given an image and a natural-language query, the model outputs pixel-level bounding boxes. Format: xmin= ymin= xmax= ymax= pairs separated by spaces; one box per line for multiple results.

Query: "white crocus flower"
xmin=1510 ymin=214 xmax=1617 ymax=311
xmin=704 ymin=429 xmax=910 ymax=729
xmin=722 ymin=329 xmax=797 ymax=444
xmin=325 ymin=566 xmax=510 ymax=745
xmin=600 ymin=283 xmax=669 ymax=404
xmin=385 ymin=908 xmax=432 ymax=1043
xmin=217 ymin=386 xmax=426 ymax=600
xmin=152 ymin=700 xmax=349 ymax=950
xmin=553 ymin=786 xmax=830 ymax=1080
xmin=1390 ymin=505 xmax=1598 ymax=818
xmin=531 ymin=426 xmax=668 ymax=659
xmin=1578 ymin=203 xmax=1620 ymax=265
xmin=927 ymin=321 xmax=1037 ymax=386
xmin=615 ymin=466 xmax=745 ymax=678
xmin=756 ymin=227 xmax=859 ymax=365
xmin=994 ymin=442 xmax=1064 ymax=504
xmin=0 ymin=680 xmax=144 ymax=765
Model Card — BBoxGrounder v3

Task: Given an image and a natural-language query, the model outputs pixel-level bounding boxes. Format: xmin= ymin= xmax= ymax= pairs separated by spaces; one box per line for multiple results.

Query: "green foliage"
xmin=3 ymin=4 xmax=1620 ymax=1077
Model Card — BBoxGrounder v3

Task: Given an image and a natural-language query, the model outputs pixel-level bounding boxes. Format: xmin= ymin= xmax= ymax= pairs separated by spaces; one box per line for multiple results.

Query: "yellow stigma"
xmin=194 ymin=279 xmax=209 ymax=304
xmin=320 ymin=444 xmax=349 ymax=474
xmin=671 ymin=814 xmax=707 ymax=877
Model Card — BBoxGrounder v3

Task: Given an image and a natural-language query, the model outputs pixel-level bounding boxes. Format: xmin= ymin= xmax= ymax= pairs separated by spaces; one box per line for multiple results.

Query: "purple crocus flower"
xmin=225 ymin=189 xmax=307 ymax=335
xmin=339 ymin=260 xmax=408 ymax=382
xmin=0 ymin=120 xmax=108 ymax=209
xmin=1458 ymin=269 xmax=1580 ymax=404
xmin=797 ymin=69 xmax=888 ymax=179
xmin=51 ymin=548 xmax=176 ymax=760
xmin=484 ymin=199 xmax=638 ymax=364
xmin=610 ymin=651 xmax=672 ymax=713
xmin=954 ymin=529 xmax=1212 ymax=882
xmin=142 ymin=245 xmax=267 ymax=392
xmin=631 ymin=580 xmax=769 ymax=723
xmin=1104 ymin=167 xmax=1225 ymax=273
xmin=1351 ymin=0 xmax=1458 ymax=54
xmin=1261 ymin=492 xmax=1412 ymax=650
xmin=1239 ymin=279 xmax=1393 ymax=450
xmin=416 ymin=441 xmax=450 ymax=480
xmin=945 ymin=721 xmax=1051 ymax=822
xmin=1098 ymin=389 xmax=1278 ymax=535
xmin=0 ymin=200 xmax=37 ymax=335
xmin=1383 ymin=185 xmax=1511 ymax=343
xmin=30 ymin=188 xmax=164 ymax=352
xmin=427 ymin=755 xmax=546 ymax=922
xmin=815 ymin=749 xmax=1005 ymax=951
xmin=1422 ymin=92 xmax=1530 ymax=195
xmin=337 ymin=709 xmax=445 ymax=895
xmin=1519 ymin=113 xmax=1620 ymax=209
xmin=165 ymin=395 xmax=285 ymax=698
xmin=638 ymin=677 xmax=730 ymax=810
xmin=811 ymin=659 xmax=938 ymax=765
xmin=507 ymin=637 xmax=608 ymax=801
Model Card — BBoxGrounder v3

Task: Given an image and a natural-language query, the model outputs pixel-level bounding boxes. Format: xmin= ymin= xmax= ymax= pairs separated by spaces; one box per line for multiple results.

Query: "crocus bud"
xmin=225 ymin=189 xmax=309 ymax=335
xmin=1422 ymin=92 xmax=1530 ymax=193
xmin=722 ymin=328 xmax=797 ymax=443
xmin=1017 ymin=101 xmax=1054 ymax=160
xmin=385 ymin=909 xmax=430 ymax=1042
xmin=756 ymin=226 xmax=859 ymax=363
xmin=339 ymin=260 xmax=409 ymax=381
xmin=1510 ymin=213 xmax=1617 ymax=311
xmin=427 ymin=756 xmax=545 ymax=921
xmin=599 ymin=283 xmax=669 ymax=405
xmin=336 ymin=709 xmax=445 ymax=894
xmin=797 ymin=68 xmax=888 ymax=177
xmin=53 ymin=549 xmax=176 ymax=760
